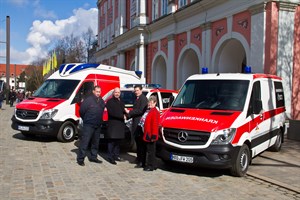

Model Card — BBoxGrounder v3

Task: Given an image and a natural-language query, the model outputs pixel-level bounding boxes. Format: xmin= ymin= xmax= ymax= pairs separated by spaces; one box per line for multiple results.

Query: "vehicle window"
xmin=33 ymin=79 xmax=80 ymax=99
xmin=150 ymin=92 xmax=160 ymax=109
xmin=247 ymin=81 xmax=261 ymax=116
xmin=274 ymin=81 xmax=285 ymax=108
xmin=119 ymin=91 xmax=149 ymax=108
xmin=0 ymin=80 xmax=5 ymax=93
xmin=72 ymin=81 xmax=94 ymax=103
xmin=161 ymin=92 xmax=174 ymax=109
xmin=173 ymin=80 xmax=249 ymax=111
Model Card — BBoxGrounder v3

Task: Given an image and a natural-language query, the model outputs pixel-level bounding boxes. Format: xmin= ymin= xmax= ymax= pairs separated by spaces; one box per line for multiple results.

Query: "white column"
xmin=249 ymin=4 xmax=265 ymax=73
xmin=168 ymin=0 xmax=176 ymax=13
xmin=119 ymin=0 xmax=127 ymax=34
xmin=138 ymin=44 xmax=145 ymax=73
xmin=277 ymin=2 xmax=297 ymax=118
xmin=201 ymin=23 xmax=211 ymax=71
xmin=118 ymin=51 xmax=125 ymax=69
xmin=167 ymin=34 xmax=175 ymax=89
xmin=136 ymin=0 xmax=147 ymax=25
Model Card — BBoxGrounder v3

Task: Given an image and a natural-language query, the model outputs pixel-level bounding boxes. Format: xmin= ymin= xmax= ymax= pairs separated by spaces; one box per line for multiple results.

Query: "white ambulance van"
xmin=11 ymin=63 xmax=144 ymax=142
xmin=157 ymin=72 xmax=286 ymax=177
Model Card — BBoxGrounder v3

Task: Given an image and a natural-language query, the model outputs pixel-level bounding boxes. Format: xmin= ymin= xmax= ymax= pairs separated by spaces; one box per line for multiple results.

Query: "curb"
xmin=247 ymin=171 xmax=300 ymax=194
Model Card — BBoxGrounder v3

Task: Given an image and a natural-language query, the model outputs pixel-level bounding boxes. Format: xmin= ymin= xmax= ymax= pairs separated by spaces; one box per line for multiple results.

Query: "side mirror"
xmin=253 ymin=99 xmax=262 ymax=114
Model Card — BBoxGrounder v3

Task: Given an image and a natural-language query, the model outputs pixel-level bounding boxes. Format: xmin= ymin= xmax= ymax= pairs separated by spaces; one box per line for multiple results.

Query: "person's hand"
xmin=124 ymin=108 xmax=129 ymax=114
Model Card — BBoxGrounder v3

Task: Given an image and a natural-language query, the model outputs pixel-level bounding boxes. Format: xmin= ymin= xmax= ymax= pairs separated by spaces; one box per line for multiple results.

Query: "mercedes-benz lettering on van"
xmin=11 ymin=63 xmax=144 ymax=142
xmin=157 ymin=73 xmax=286 ymax=177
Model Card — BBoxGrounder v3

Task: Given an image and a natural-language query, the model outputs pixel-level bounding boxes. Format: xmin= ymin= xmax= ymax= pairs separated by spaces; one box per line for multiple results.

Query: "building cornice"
xmin=248 ymin=3 xmax=266 ymax=15
xmin=113 ymin=26 xmax=147 ymax=45
xmin=200 ymin=22 xmax=212 ymax=31
xmin=278 ymin=1 xmax=298 ymax=12
xmin=93 ymin=42 xmax=117 ymax=58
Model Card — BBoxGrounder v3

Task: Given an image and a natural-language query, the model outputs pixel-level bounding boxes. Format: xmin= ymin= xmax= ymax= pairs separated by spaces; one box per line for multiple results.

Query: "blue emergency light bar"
xmin=202 ymin=67 xmax=208 ymax=74
xmin=58 ymin=63 xmax=99 ymax=75
xmin=244 ymin=66 xmax=251 ymax=73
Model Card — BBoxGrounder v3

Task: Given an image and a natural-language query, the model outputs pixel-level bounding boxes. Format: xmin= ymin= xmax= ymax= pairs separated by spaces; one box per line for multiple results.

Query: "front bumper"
xmin=11 ymin=115 xmax=62 ymax=136
xmin=156 ymin=139 xmax=240 ymax=169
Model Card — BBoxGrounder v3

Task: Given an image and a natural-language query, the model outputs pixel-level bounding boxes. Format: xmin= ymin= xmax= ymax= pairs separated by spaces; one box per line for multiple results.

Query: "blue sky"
xmin=0 ymin=0 xmax=98 ymax=64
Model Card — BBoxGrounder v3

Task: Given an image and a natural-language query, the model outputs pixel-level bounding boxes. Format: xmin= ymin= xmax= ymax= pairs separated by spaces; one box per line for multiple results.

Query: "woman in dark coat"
xmin=106 ymin=87 xmax=126 ymax=164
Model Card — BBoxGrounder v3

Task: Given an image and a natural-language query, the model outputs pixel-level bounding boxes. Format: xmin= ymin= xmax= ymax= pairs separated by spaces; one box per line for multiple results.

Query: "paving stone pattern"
xmin=0 ymin=104 xmax=299 ymax=200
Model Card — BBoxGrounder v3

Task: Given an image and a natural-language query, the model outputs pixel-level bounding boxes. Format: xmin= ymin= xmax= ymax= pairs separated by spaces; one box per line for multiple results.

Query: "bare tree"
xmin=25 ymin=60 xmax=44 ymax=92
xmin=82 ymin=27 xmax=96 ymax=62
xmin=54 ymin=34 xmax=86 ymax=64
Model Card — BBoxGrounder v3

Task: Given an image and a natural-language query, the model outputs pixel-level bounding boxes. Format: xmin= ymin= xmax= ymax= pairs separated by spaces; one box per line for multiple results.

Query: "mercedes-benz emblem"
xmin=20 ymin=111 xmax=27 ymax=118
xmin=178 ymin=131 xmax=188 ymax=142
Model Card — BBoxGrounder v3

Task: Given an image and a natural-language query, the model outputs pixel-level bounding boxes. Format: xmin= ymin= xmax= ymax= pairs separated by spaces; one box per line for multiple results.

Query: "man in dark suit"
xmin=125 ymin=85 xmax=148 ymax=168
xmin=106 ymin=87 xmax=126 ymax=165
xmin=77 ymin=86 xmax=105 ymax=166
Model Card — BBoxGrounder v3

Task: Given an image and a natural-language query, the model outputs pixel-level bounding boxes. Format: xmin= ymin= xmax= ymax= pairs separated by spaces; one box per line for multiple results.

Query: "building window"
xmin=162 ymin=0 xmax=168 ymax=16
xmin=152 ymin=0 xmax=159 ymax=20
xmin=130 ymin=0 xmax=137 ymax=28
xmin=178 ymin=0 xmax=187 ymax=8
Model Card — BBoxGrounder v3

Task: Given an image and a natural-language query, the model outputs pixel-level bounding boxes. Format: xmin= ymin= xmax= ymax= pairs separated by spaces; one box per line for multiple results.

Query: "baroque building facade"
xmin=90 ymin=0 xmax=300 ymax=120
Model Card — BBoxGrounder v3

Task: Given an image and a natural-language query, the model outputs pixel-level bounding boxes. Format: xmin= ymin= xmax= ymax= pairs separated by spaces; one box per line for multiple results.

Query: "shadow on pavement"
xmin=12 ymin=132 xmax=57 ymax=143
xmin=156 ymin=159 xmax=229 ymax=178
xmin=251 ymin=155 xmax=300 ymax=168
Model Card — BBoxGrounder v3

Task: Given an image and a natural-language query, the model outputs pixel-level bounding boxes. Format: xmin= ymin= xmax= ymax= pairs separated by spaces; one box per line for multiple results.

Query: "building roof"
xmin=0 ymin=63 xmax=31 ymax=77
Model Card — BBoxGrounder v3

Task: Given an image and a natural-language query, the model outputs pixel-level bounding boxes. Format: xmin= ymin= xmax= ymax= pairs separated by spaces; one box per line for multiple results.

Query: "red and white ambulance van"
xmin=157 ymin=72 xmax=286 ymax=176
xmin=11 ymin=63 xmax=144 ymax=142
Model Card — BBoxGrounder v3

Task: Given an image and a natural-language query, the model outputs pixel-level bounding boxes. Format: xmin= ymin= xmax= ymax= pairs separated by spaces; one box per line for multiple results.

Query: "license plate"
xmin=100 ymin=133 xmax=104 ymax=139
xmin=18 ymin=125 xmax=29 ymax=131
xmin=171 ymin=154 xmax=194 ymax=163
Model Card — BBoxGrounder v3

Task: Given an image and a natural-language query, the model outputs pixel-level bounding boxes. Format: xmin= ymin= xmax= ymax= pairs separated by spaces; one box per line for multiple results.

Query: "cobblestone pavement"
xmin=0 ymin=104 xmax=299 ymax=200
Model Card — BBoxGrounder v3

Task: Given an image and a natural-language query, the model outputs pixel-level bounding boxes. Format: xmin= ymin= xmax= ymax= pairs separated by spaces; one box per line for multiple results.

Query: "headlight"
xmin=40 ymin=109 xmax=58 ymax=119
xmin=211 ymin=128 xmax=236 ymax=145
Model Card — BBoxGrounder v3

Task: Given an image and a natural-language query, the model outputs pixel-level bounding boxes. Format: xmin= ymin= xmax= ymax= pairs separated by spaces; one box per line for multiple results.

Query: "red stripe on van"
xmin=232 ymin=107 xmax=285 ymax=144
xmin=253 ymin=74 xmax=282 ymax=80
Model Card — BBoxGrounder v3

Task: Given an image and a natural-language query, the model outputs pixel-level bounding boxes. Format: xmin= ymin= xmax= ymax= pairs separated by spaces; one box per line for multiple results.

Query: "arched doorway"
xmin=152 ymin=55 xmax=167 ymax=88
xmin=214 ymin=39 xmax=246 ymax=73
xmin=177 ymin=49 xmax=199 ymax=89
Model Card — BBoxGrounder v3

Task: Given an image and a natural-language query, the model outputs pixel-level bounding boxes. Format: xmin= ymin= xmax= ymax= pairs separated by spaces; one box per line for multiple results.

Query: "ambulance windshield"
xmin=173 ymin=80 xmax=249 ymax=111
xmin=33 ymin=79 xmax=80 ymax=99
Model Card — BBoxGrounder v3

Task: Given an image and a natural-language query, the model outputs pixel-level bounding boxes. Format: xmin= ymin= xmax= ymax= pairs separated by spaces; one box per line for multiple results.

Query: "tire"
xmin=269 ymin=130 xmax=283 ymax=152
xmin=230 ymin=144 xmax=250 ymax=177
xmin=57 ymin=121 xmax=76 ymax=142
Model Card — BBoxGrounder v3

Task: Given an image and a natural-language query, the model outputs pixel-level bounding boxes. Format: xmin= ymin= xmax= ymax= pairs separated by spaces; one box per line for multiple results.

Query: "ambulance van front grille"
xmin=163 ymin=128 xmax=210 ymax=145
xmin=16 ymin=109 xmax=39 ymax=120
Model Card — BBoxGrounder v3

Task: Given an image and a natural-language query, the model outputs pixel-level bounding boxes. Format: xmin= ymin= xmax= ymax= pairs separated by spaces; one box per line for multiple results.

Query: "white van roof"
xmin=49 ymin=63 xmax=142 ymax=80
xmin=187 ymin=73 xmax=282 ymax=81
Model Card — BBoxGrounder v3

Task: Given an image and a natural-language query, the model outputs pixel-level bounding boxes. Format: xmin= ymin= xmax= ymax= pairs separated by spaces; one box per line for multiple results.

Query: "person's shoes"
xmin=108 ymin=158 xmax=117 ymax=165
xmin=134 ymin=162 xmax=143 ymax=168
xmin=77 ymin=161 xmax=85 ymax=166
xmin=143 ymin=166 xmax=154 ymax=171
xmin=114 ymin=156 xmax=125 ymax=162
xmin=89 ymin=158 xmax=102 ymax=164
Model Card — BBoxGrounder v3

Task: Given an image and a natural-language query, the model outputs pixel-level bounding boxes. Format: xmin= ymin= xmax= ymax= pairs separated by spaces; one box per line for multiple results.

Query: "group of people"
xmin=0 ymin=89 xmax=27 ymax=108
xmin=8 ymin=89 xmax=30 ymax=107
xmin=77 ymin=85 xmax=160 ymax=172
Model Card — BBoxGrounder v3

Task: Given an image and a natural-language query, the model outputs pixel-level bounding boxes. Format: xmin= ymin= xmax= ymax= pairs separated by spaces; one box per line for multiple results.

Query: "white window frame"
xmin=162 ymin=0 xmax=168 ymax=16
xmin=152 ymin=0 xmax=159 ymax=20
xmin=178 ymin=0 xmax=187 ymax=8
